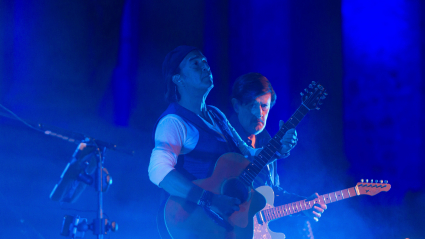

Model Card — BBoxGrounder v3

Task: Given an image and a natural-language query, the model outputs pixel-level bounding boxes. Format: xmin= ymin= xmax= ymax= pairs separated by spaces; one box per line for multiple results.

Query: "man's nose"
xmin=202 ymin=62 xmax=210 ymax=72
xmin=251 ymin=105 xmax=262 ymax=118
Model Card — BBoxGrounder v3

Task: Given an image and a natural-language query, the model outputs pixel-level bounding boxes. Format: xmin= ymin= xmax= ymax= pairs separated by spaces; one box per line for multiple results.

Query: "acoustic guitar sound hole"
xmin=221 ymin=178 xmax=250 ymax=203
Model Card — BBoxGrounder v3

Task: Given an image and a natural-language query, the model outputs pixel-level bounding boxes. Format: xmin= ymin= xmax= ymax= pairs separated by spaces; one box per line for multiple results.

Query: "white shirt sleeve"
xmin=148 ymin=114 xmax=199 ymax=186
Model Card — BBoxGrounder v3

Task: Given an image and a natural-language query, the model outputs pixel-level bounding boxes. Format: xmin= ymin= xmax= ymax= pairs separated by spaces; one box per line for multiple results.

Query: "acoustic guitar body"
xmin=164 ymin=152 xmax=267 ymax=239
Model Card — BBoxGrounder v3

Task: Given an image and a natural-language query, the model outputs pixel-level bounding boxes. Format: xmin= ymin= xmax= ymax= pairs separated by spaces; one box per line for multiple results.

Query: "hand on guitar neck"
xmin=277 ymin=123 xmax=298 ymax=156
xmin=302 ymin=193 xmax=327 ymax=222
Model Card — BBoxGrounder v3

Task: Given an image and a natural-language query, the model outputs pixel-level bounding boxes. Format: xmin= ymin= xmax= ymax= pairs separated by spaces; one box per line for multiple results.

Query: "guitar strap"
xmin=207 ymin=106 xmax=242 ymax=154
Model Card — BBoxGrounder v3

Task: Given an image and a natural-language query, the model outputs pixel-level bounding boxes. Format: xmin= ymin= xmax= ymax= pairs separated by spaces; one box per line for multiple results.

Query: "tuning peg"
xmin=375 ymin=180 xmax=378 ymax=183
xmin=316 ymin=107 xmax=320 ymax=110
xmin=384 ymin=180 xmax=388 ymax=184
xmin=300 ymin=92 xmax=304 ymax=96
xmin=320 ymin=95 xmax=326 ymax=100
xmin=371 ymin=179 xmax=373 ymax=183
xmin=324 ymin=92 xmax=328 ymax=96
xmin=312 ymin=81 xmax=316 ymax=85
xmin=309 ymin=84 xmax=313 ymax=89
xmin=380 ymin=180 xmax=383 ymax=183
xmin=318 ymin=85 xmax=323 ymax=90
xmin=361 ymin=179 xmax=364 ymax=182
xmin=366 ymin=179 xmax=369 ymax=183
xmin=304 ymin=88 xmax=308 ymax=93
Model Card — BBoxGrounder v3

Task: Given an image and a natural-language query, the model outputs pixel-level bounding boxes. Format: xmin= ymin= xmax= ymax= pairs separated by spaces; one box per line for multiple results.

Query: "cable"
xmin=0 ymin=102 xmax=82 ymax=143
xmin=0 ymin=103 xmax=45 ymax=133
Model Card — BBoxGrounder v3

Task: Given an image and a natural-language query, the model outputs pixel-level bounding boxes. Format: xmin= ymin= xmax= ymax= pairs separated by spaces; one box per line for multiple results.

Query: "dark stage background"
xmin=1 ymin=0 xmax=424 ymax=238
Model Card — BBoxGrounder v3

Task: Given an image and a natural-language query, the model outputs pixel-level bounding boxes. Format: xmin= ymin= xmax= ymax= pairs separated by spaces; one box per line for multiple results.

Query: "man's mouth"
xmin=203 ymin=74 xmax=212 ymax=80
xmin=255 ymin=119 xmax=264 ymax=125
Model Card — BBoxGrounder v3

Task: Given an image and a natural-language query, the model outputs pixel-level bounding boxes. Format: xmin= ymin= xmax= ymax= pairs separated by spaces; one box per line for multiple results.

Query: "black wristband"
xmin=197 ymin=190 xmax=213 ymax=208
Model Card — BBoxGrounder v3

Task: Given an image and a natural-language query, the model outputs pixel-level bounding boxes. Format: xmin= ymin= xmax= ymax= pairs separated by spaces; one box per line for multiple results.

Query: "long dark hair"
xmin=165 ymin=67 xmax=181 ymax=103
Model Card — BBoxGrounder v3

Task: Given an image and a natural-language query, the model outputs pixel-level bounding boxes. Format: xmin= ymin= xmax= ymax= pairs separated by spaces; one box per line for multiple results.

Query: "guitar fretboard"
xmin=238 ymin=104 xmax=310 ymax=186
xmin=261 ymin=187 xmax=358 ymax=222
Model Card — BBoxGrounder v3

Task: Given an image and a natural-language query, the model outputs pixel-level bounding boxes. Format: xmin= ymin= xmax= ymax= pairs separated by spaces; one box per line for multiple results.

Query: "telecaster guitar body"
xmin=254 ymin=186 xmax=286 ymax=239
xmin=253 ymin=186 xmax=286 ymax=239
xmin=164 ymin=152 xmax=266 ymax=239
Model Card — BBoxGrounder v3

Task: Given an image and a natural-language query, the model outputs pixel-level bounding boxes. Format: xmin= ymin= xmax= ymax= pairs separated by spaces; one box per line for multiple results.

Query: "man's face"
xmin=235 ymin=93 xmax=271 ymax=135
xmin=178 ymin=50 xmax=213 ymax=91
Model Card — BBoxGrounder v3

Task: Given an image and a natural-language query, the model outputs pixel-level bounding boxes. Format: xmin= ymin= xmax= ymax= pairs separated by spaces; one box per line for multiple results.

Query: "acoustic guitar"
xmin=253 ymin=181 xmax=391 ymax=239
xmin=164 ymin=82 xmax=326 ymax=239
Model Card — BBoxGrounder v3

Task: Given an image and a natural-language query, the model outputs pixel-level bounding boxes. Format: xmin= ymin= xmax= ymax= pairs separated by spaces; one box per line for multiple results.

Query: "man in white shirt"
xmin=148 ymin=46 xmax=297 ymax=238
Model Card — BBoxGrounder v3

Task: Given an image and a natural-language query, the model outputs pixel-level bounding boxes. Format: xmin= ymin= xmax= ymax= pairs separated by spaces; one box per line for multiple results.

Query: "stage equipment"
xmin=51 ymin=139 xmax=122 ymax=239
xmin=0 ymin=108 xmax=132 ymax=239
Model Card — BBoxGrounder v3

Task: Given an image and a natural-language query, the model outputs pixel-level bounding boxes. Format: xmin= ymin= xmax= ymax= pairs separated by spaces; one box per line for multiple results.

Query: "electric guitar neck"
xmin=256 ymin=180 xmax=391 ymax=224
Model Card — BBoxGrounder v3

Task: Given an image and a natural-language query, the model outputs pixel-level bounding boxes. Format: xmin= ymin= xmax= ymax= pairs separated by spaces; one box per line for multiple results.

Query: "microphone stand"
xmin=0 ymin=110 xmax=125 ymax=238
xmin=90 ymin=143 xmax=118 ymax=238
xmin=56 ymin=140 xmax=119 ymax=238
xmin=94 ymin=144 xmax=106 ymax=239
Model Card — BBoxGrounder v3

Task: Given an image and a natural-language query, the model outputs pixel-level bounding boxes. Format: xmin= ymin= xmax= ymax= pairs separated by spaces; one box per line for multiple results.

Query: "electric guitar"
xmin=253 ymin=181 xmax=392 ymax=239
xmin=163 ymin=82 xmax=327 ymax=239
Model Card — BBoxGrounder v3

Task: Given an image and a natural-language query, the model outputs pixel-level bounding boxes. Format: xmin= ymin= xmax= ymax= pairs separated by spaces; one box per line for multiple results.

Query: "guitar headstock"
xmin=356 ymin=179 xmax=391 ymax=196
xmin=300 ymin=81 xmax=327 ymax=110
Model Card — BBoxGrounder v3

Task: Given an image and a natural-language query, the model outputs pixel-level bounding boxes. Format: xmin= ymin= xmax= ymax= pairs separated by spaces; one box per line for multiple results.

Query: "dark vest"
xmin=153 ymin=102 xmax=240 ymax=181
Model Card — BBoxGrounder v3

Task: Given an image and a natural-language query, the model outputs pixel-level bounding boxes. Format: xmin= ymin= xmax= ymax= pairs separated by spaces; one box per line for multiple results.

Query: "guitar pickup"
xmin=256 ymin=211 xmax=265 ymax=225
